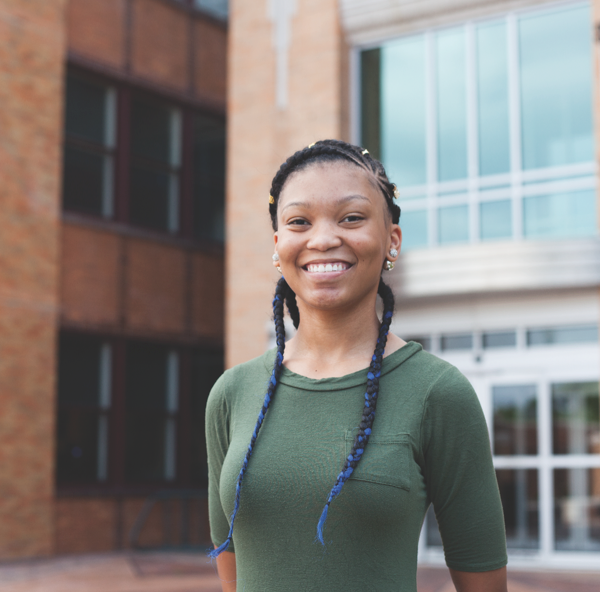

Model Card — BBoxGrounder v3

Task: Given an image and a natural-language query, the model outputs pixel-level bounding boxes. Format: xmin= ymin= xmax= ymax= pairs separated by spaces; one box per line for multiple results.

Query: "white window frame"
xmin=353 ymin=0 xmax=597 ymax=249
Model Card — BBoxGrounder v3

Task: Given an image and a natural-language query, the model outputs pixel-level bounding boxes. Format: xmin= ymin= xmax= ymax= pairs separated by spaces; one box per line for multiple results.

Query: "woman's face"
xmin=274 ymin=161 xmax=401 ymax=313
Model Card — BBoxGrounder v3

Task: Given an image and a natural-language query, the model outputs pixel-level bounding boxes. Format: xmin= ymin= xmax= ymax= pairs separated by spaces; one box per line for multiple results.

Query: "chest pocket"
xmin=344 ymin=430 xmax=412 ymax=491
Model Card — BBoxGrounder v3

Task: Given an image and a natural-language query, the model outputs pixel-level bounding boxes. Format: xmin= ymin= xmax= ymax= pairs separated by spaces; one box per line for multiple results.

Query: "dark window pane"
xmin=194 ymin=0 xmax=228 ymax=19
xmin=129 ymin=166 xmax=175 ymax=231
xmin=62 ymin=146 xmax=111 ymax=216
xmin=441 ymin=333 xmax=472 ymax=351
xmin=125 ymin=343 xmax=168 ymax=482
xmin=552 ymin=382 xmax=600 ymax=455
xmin=527 ymin=325 xmax=598 ymax=346
xmin=131 ymin=97 xmax=177 ymax=164
xmin=56 ymin=409 xmax=99 ymax=483
xmin=554 ymin=468 xmax=600 ymax=551
xmin=65 ymin=75 xmax=110 ymax=145
xmin=190 ymin=350 xmax=223 ymax=486
xmin=360 ymin=48 xmax=381 ymax=160
xmin=493 ymin=384 xmax=537 ymax=455
xmin=496 ymin=469 xmax=539 ymax=549
xmin=193 ymin=115 xmax=226 ymax=242
xmin=483 ymin=330 xmax=516 ymax=348
xmin=58 ymin=335 xmax=101 ymax=406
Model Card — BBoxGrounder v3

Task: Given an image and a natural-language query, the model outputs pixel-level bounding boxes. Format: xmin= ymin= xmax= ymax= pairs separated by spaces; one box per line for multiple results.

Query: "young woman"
xmin=206 ymin=140 xmax=508 ymax=592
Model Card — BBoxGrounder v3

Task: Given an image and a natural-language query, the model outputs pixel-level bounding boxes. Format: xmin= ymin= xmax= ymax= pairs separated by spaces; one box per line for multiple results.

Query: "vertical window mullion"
xmin=110 ymin=339 xmax=127 ymax=486
xmin=165 ymin=350 xmax=179 ymax=482
xmin=116 ymin=87 xmax=131 ymax=224
xmin=507 ymin=13 xmax=523 ymax=240
xmin=538 ymin=380 xmax=554 ymax=556
xmin=466 ymin=22 xmax=479 ymax=243
xmin=181 ymin=110 xmax=194 ymax=238
xmin=425 ymin=31 xmax=437 ymax=247
xmin=97 ymin=343 xmax=112 ymax=482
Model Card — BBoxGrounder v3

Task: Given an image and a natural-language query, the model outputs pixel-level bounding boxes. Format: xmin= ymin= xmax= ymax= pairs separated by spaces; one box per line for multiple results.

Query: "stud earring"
xmin=385 ymin=260 xmax=395 ymax=271
xmin=389 ymin=248 xmax=398 ymax=258
xmin=272 ymin=253 xmax=280 ymax=262
xmin=276 ymin=266 xmax=283 ymax=274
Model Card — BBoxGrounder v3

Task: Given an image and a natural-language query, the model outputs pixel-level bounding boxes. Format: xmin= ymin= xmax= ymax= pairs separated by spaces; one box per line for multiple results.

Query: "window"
xmin=56 ymin=332 xmax=222 ymax=489
xmin=483 ymin=330 xmax=517 ymax=348
xmin=527 ymin=324 xmax=598 ymax=346
xmin=61 ymin=69 xmax=226 ymax=243
xmin=440 ymin=333 xmax=473 ymax=351
xmin=493 ymin=381 xmax=600 ymax=552
xmin=62 ymin=74 xmax=116 ymax=217
xmin=361 ymin=2 xmax=596 ymax=249
xmin=56 ymin=334 xmax=111 ymax=483
xmin=194 ymin=0 xmax=228 ymax=20
xmin=129 ymin=96 xmax=181 ymax=233
xmin=193 ymin=115 xmax=226 ymax=242
xmin=125 ymin=343 xmax=179 ymax=482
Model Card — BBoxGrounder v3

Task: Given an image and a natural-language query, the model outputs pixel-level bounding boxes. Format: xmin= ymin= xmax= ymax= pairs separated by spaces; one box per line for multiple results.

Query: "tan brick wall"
xmin=0 ymin=0 xmax=66 ymax=558
xmin=226 ymin=0 xmax=347 ymax=367
xmin=126 ymin=239 xmax=186 ymax=334
xmin=131 ymin=0 xmax=189 ymax=90
xmin=194 ymin=18 xmax=227 ymax=103
xmin=67 ymin=0 xmax=126 ymax=68
xmin=192 ymin=252 xmax=224 ymax=339
xmin=60 ymin=224 xmax=121 ymax=327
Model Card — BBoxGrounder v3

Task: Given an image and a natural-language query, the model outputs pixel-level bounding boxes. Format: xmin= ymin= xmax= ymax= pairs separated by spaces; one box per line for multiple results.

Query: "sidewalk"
xmin=0 ymin=552 xmax=598 ymax=591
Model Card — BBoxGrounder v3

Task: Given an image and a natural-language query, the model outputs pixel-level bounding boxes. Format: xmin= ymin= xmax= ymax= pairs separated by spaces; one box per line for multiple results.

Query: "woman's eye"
xmin=288 ymin=218 xmax=309 ymax=226
xmin=342 ymin=215 xmax=364 ymax=223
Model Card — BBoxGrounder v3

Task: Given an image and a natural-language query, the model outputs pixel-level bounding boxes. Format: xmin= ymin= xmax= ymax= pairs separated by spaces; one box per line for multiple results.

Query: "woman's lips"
xmin=305 ymin=262 xmax=350 ymax=273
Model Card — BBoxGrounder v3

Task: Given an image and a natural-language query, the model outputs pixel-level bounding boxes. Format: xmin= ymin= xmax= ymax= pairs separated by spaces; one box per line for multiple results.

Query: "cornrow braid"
xmin=269 ymin=139 xmax=400 ymax=231
xmin=209 ymin=276 xmax=288 ymax=559
xmin=316 ymin=278 xmax=395 ymax=544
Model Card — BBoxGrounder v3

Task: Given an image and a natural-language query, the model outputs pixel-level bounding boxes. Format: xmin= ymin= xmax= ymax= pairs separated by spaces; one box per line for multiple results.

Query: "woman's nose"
xmin=306 ymin=222 xmax=343 ymax=251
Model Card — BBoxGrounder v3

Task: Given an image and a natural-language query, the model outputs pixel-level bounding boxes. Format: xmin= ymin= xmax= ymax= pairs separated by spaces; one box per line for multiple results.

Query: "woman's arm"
xmin=215 ymin=548 xmax=236 ymax=592
xmin=449 ymin=566 xmax=507 ymax=592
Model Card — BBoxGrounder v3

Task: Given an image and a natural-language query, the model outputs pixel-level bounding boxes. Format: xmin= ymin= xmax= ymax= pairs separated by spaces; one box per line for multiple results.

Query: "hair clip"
xmin=361 ymin=149 xmax=369 ymax=155
xmin=269 ymin=194 xmax=275 ymax=204
xmin=392 ymin=184 xmax=400 ymax=199
xmin=308 ymin=142 xmax=316 ymax=148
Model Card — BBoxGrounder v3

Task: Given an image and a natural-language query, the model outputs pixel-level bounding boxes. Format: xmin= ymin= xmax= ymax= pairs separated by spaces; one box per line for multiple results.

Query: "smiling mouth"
xmin=304 ymin=262 xmax=351 ymax=273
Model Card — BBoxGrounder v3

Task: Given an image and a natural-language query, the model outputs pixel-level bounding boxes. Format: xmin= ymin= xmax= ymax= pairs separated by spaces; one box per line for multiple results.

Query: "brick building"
xmin=1 ymin=0 xmax=226 ymax=558
xmin=228 ymin=0 xmax=600 ymax=570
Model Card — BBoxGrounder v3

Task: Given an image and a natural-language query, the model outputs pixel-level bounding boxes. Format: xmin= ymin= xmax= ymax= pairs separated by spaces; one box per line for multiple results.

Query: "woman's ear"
xmin=388 ymin=225 xmax=402 ymax=261
xmin=272 ymin=232 xmax=280 ymax=269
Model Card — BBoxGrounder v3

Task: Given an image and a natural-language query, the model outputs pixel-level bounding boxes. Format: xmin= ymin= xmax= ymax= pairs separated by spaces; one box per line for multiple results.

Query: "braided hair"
xmin=210 ymin=140 xmax=400 ymax=558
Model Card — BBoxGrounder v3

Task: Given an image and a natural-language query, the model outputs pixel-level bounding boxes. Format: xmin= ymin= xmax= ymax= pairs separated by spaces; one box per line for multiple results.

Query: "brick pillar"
xmin=0 ymin=0 xmax=66 ymax=557
xmin=226 ymin=0 xmax=347 ymax=367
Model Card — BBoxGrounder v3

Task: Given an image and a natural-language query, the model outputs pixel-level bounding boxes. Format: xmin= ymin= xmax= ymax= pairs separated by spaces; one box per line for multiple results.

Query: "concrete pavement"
xmin=0 ymin=552 xmax=598 ymax=591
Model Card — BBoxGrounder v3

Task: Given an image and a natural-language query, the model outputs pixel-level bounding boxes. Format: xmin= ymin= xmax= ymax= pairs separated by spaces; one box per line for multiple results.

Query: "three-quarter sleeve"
xmin=205 ymin=374 xmax=235 ymax=552
xmin=420 ymin=367 xmax=508 ymax=572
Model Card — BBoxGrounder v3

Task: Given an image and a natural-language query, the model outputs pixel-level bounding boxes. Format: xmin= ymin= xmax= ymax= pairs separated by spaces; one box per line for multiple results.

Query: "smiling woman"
xmin=206 ymin=140 xmax=508 ymax=592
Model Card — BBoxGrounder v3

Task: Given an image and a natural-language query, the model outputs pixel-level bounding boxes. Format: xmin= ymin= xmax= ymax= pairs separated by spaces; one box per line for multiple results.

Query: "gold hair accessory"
xmin=269 ymin=194 xmax=275 ymax=205
xmin=361 ymin=149 xmax=369 ymax=155
xmin=308 ymin=142 xmax=316 ymax=148
xmin=393 ymin=184 xmax=400 ymax=199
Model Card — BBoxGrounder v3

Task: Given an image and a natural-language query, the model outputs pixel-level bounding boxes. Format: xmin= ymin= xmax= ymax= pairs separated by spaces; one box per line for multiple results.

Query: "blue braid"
xmin=316 ymin=278 xmax=395 ymax=545
xmin=209 ymin=276 xmax=288 ymax=559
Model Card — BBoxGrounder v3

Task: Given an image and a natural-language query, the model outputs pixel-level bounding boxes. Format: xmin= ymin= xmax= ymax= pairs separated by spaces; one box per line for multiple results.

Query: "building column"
xmin=227 ymin=0 xmax=348 ymax=367
xmin=0 ymin=0 xmax=66 ymax=557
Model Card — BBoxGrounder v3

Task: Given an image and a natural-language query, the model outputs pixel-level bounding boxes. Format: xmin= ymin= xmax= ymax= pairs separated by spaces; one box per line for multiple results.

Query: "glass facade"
xmin=361 ymin=3 xmax=596 ymax=250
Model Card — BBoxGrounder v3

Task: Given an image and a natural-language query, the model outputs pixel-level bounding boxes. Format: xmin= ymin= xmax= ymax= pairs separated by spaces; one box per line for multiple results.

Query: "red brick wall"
xmin=60 ymin=224 xmax=121 ymax=327
xmin=131 ymin=0 xmax=189 ymax=90
xmin=67 ymin=0 xmax=126 ymax=68
xmin=127 ymin=239 xmax=187 ymax=334
xmin=194 ymin=19 xmax=227 ymax=103
xmin=0 ymin=0 xmax=66 ymax=558
xmin=192 ymin=252 xmax=224 ymax=338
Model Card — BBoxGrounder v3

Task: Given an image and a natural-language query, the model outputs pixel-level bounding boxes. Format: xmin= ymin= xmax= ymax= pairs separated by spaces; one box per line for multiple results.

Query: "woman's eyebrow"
xmin=281 ymin=194 xmax=370 ymax=212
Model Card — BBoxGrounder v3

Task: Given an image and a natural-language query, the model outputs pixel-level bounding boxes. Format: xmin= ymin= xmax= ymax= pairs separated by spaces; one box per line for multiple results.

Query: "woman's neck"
xmin=282 ymin=296 xmax=405 ymax=379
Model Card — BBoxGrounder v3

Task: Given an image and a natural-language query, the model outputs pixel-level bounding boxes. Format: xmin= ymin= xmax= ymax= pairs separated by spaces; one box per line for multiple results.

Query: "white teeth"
xmin=307 ymin=263 xmax=347 ymax=273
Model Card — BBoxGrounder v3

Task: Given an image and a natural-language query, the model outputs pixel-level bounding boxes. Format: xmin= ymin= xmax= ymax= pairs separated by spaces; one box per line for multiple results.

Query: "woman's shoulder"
xmin=207 ymin=349 xmax=275 ymax=405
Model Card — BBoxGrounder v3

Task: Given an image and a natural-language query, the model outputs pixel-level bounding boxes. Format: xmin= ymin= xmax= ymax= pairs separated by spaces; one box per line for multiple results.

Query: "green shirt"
xmin=206 ymin=342 xmax=507 ymax=591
